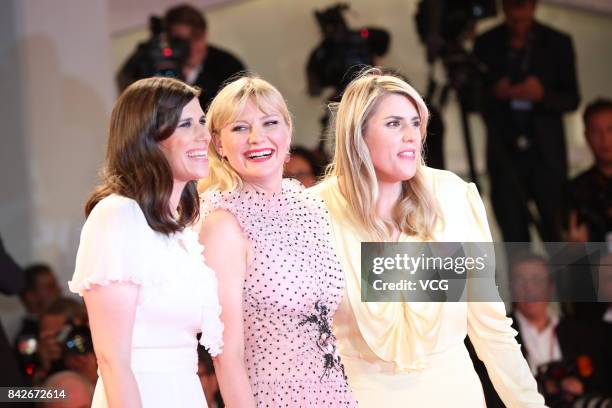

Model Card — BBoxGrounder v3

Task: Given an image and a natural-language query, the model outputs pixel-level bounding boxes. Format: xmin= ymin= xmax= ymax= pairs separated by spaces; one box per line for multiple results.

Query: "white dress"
xmin=69 ymin=194 xmax=223 ymax=408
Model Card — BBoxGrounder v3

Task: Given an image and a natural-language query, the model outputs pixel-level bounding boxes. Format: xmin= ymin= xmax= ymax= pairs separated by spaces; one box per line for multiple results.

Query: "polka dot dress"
xmin=201 ymin=179 xmax=357 ymax=407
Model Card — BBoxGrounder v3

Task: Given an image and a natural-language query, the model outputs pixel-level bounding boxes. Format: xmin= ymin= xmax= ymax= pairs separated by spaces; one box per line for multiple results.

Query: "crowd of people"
xmin=1 ymin=0 xmax=611 ymax=407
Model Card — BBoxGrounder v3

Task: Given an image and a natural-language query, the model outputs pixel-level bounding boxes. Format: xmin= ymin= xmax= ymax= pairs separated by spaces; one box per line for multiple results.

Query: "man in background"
xmin=564 ymin=98 xmax=612 ymax=243
xmin=117 ymin=3 xmax=246 ymax=109
xmin=471 ymin=253 xmax=611 ymax=407
xmin=474 ymin=0 xmax=580 ymax=243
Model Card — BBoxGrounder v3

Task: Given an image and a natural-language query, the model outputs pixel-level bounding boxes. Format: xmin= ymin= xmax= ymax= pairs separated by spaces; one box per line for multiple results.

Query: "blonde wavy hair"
xmin=199 ymin=75 xmax=292 ymax=192
xmin=326 ymin=68 xmax=443 ymax=240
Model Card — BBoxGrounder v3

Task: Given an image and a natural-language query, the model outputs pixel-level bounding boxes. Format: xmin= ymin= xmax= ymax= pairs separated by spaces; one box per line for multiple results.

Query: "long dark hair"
xmin=85 ymin=77 xmax=201 ymax=235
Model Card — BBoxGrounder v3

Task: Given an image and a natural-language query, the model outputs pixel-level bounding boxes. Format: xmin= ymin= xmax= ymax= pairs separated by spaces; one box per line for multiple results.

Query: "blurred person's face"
xmin=37 ymin=271 xmax=61 ymax=309
xmin=168 ymin=23 xmax=208 ymax=67
xmin=159 ymin=97 xmax=211 ymax=188
xmin=22 ymin=270 xmax=61 ymax=313
xmin=29 ymin=271 xmax=61 ymax=313
xmin=503 ymin=0 xmax=536 ymax=40
xmin=364 ymin=93 xmax=422 ymax=184
xmin=40 ymin=313 xmax=67 ymax=334
xmin=38 ymin=313 xmax=68 ymax=365
xmin=44 ymin=376 xmax=92 ymax=408
xmin=585 ymin=109 xmax=612 ymax=167
xmin=511 ymin=259 xmax=553 ymax=320
xmin=284 ymin=155 xmax=316 ymax=187
xmin=216 ymin=99 xmax=291 ymax=189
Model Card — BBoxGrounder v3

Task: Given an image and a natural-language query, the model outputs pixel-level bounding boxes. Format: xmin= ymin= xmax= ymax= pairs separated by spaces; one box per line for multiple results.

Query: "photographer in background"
xmin=117 ymin=4 xmax=245 ymax=109
xmin=34 ymin=297 xmax=96 ymax=386
xmin=15 ymin=264 xmax=61 ymax=347
xmin=474 ymin=0 xmax=580 ymax=243
xmin=473 ymin=252 xmax=611 ymax=407
xmin=564 ymin=98 xmax=612 ymax=243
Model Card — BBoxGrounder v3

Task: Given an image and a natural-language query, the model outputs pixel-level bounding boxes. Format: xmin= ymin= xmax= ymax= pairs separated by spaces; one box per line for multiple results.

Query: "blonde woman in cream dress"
xmin=310 ymin=69 xmax=547 ymax=408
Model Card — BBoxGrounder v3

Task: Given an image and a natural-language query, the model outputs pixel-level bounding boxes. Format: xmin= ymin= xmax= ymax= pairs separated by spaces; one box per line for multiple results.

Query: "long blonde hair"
xmin=199 ymin=75 xmax=292 ymax=192
xmin=326 ymin=68 xmax=442 ymax=240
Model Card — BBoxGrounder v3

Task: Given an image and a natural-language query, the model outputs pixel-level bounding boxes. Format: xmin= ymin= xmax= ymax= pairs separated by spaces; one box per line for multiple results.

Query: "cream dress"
xmin=310 ymin=167 xmax=546 ymax=408
xmin=69 ymin=195 xmax=223 ymax=407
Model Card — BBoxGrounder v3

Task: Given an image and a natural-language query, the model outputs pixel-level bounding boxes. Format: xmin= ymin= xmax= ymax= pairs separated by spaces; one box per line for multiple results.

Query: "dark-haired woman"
xmin=69 ymin=77 xmax=223 ymax=407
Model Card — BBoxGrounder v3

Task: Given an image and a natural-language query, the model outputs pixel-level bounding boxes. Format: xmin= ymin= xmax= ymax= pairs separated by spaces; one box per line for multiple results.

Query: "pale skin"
xmin=363 ymin=93 xmax=422 ymax=240
xmin=83 ymin=97 xmax=209 ymax=408
xmin=200 ymin=99 xmax=290 ymax=407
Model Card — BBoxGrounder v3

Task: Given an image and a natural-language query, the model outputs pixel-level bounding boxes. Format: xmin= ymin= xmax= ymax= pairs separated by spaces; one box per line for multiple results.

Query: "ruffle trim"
xmin=199 ymin=303 xmax=224 ymax=356
xmin=68 ymin=277 xmax=143 ymax=295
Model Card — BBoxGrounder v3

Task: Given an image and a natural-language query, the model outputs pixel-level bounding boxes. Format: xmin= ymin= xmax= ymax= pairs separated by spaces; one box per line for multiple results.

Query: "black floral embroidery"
xmin=299 ymin=300 xmax=346 ymax=381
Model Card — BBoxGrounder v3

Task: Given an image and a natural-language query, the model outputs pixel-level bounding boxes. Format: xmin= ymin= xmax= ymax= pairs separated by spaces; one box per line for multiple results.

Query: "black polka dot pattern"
xmin=201 ymin=179 xmax=357 ymax=407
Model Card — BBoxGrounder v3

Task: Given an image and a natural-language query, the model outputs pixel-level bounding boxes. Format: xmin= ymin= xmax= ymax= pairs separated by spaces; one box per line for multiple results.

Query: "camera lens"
xmin=63 ymin=325 xmax=93 ymax=355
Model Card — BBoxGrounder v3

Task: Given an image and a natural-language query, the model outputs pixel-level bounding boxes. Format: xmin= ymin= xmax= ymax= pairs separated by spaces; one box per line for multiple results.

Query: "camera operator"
xmin=117 ymin=4 xmax=245 ymax=109
xmin=474 ymin=0 xmax=580 ymax=243
xmin=15 ymin=264 xmax=61 ymax=344
xmin=33 ymin=297 xmax=96 ymax=386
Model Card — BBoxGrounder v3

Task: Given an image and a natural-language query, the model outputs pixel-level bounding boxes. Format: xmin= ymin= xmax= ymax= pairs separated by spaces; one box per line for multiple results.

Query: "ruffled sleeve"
xmin=198 ymin=265 xmax=224 ymax=356
xmin=170 ymin=226 xmax=223 ymax=356
xmin=68 ymin=195 xmax=157 ymax=295
xmin=181 ymin=227 xmax=224 ymax=357
xmin=465 ymin=184 xmax=547 ymax=407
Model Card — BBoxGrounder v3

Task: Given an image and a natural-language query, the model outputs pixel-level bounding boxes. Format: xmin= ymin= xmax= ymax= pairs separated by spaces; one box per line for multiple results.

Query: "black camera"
xmin=117 ymin=16 xmax=190 ymax=91
xmin=15 ymin=322 xmax=93 ymax=378
xmin=415 ymin=0 xmax=496 ymax=112
xmin=56 ymin=323 xmax=94 ymax=356
xmin=306 ymin=3 xmax=390 ymax=95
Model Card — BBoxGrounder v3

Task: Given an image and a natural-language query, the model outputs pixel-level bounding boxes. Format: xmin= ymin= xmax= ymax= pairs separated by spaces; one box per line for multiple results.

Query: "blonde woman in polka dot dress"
xmin=198 ymin=76 xmax=358 ymax=407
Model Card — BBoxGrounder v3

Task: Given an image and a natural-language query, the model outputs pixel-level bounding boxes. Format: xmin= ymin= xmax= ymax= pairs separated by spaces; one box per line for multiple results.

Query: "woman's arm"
xmin=84 ymin=283 xmax=142 ymax=408
xmin=467 ymin=302 xmax=546 ymax=408
xmin=200 ymin=209 xmax=255 ymax=408
xmin=463 ymin=182 xmax=546 ymax=407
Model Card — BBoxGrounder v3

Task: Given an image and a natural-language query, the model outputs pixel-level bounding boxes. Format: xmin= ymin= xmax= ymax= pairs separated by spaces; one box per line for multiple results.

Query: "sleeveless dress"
xmin=69 ymin=194 xmax=223 ymax=407
xmin=200 ymin=179 xmax=357 ymax=407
